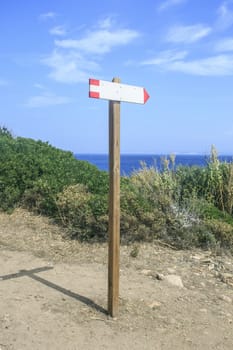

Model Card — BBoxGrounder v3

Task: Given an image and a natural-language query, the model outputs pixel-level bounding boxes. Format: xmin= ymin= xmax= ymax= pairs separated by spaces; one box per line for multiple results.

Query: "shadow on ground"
xmin=0 ymin=266 xmax=107 ymax=315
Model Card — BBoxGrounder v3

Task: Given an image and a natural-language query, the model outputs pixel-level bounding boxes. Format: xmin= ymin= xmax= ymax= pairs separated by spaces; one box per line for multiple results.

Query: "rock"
xmin=208 ymin=263 xmax=215 ymax=271
xmin=219 ymin=295 xmax=232 ymax=303
xmin=155 ymin=273 xmax=164 ymax=281
xmin=141 ymin=269 xmax=153 ymax=276
xmin=164 ymin=275 xmax=184 ymax=288
xmin=202 ymin=258 xmax=214 ymax=264
xmin=148 ymin=301 xmax=161 ymax=309
xmin=191 ymin=254 xmax=204 ymax=260
xmin=219 ymin=273 xmax=233 ymax=286
xmin=199 ymin=308 xmax=207 ymax=313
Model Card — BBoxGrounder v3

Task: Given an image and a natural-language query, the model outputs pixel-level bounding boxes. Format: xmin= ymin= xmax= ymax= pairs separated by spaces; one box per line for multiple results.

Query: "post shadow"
xmin=0 ymin=266 xmax=107 ymax=315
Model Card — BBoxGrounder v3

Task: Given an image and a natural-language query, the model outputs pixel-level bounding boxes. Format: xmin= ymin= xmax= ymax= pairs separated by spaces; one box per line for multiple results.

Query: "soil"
xmin=0 ymin=209 xmax=233 ymax=350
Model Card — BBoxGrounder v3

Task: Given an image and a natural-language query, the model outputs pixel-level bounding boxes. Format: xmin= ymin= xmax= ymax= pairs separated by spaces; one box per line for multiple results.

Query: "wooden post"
xmin=89 ymin=76 xmax=149 ymax=318
xmin=108 ymin=77 xmax=121 ymax=317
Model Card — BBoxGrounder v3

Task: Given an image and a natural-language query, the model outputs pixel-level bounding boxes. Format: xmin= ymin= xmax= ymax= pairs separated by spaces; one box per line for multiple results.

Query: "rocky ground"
xmin=0 ymin=209 xmax=233 ymax=350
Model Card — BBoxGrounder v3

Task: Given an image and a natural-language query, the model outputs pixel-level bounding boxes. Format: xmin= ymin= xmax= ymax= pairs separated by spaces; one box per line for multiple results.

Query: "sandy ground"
xmin=0 ymin=209 xmax=233 ymax=350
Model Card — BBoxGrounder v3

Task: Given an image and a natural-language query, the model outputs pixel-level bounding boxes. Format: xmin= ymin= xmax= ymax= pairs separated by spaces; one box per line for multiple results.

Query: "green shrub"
xmin=56 ymin=184 xmax=108 ymax=241
xmin=164 ymin=222 xmax=216 ymax=250
xmin=0 ymin=130 xmax=108 ymax=214
xmin=56 ymin=184 xmax=93 ymax=239
xmin=206 ymin=219 xmax=233 ymax=252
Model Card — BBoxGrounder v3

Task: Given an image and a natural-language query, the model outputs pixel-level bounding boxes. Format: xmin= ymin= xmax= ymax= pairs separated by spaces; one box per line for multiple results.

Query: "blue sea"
xmin=76 ymin=154 xmax=233 ymax=176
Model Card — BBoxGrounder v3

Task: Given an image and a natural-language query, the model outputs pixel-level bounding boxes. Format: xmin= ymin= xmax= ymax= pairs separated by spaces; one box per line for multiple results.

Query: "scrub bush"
xmin=0 ymin=128 xmax=108 ymax=215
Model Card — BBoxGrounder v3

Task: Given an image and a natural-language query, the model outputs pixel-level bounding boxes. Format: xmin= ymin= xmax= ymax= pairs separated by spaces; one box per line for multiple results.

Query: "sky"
xmin=1 ymin=0 xmax=233 ymax=154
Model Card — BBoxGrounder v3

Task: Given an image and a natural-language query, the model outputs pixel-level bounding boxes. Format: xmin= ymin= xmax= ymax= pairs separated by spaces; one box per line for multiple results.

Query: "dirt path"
xmin=0 ymin=209 xmax=233 ymax=350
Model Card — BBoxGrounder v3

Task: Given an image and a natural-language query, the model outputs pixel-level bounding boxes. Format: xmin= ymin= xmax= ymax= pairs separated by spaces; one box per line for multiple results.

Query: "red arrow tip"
xmin=143 ymin=88 xmax=150 ymax=103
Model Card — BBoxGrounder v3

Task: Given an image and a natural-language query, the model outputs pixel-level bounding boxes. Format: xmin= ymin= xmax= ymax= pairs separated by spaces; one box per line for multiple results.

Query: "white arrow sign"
xmin=89 ymin=78 xmax=150 ymax=104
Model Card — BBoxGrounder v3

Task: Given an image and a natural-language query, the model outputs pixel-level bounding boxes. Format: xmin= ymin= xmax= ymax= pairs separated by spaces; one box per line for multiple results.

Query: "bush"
xmin=206 ymin=219 xmax=233 ymax=253
xmin=56 ymin=184 xmax=94 ymax=240
xmin=0 ymin=130 xmax=108 ymax=214
xmin=56 ymin=184 xmax=108 ymax=241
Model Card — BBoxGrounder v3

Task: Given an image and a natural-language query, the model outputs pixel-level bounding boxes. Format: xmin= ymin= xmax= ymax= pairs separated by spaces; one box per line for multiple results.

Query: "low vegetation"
xmin=0 ymin=127 xmax=233 ymax=253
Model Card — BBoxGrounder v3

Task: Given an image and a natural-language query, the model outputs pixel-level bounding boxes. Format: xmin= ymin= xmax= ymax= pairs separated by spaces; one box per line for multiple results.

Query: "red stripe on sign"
xmin=89 ymin=91 xmax=100 ymax=99
xmin=143 ymin=88 xmax=150 ymax=104
xmin=89 ymin=78 xmax=99 ymax=86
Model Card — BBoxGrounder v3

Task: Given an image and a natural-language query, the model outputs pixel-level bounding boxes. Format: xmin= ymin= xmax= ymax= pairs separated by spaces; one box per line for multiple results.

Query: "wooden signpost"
xmin=89 ymin=77 xmax=149 ymax=317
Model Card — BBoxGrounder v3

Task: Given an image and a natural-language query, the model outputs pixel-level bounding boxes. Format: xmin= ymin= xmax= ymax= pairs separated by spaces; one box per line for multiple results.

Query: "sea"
xmin=75 ymin=154 xmax=233 ymax=176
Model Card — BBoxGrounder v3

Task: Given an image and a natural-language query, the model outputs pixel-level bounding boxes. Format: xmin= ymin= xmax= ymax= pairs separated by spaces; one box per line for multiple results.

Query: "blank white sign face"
xmin=89 ymin=78 xmax=149 ymax=104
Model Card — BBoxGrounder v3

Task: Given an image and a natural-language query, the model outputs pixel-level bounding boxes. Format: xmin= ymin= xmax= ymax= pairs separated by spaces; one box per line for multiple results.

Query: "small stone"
xmin=191 ymin=254 xmax=204 ymax=260
xmin=148 ymin=301 xmax=161 ymax=309
xmin=155 ymin=273 xmax=164 ymax=281
xmin=219 ymin=295 xmax=232 ymax=303
xmin=167 ymin=268 xmax=176 ymax=274
xmin=199 ymin=308 xmax=207 ymax=313
xmin=164 ymin=275 xmax=184 ymax=288
xmin=168 ymin=317 xmax=176 ymax=324
xmin=202 ymin=258 xmax=214 ymax=265
xmin=208 ymin=263 xmax=215 ymax=271
xmin=141 ymin=269 xmax=153 ymax=276
xmin=220 ymin=273 xmax=233 ymax=286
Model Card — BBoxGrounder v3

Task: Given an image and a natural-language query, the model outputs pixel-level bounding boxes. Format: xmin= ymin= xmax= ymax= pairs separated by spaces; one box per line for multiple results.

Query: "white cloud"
xmin=168 ymin=55 xmax=233 ymax=76
xmin=43 ymin=18 xmax=140 ymax=83
xmin=167 ymin=24 xmax=212 ymax=44
xmin=142 ymin=50 xmax=188 ymax=65
xmin=50 ymin=25 xmax=67 ymax=36
xmin=39 ymin=12 xmax=57 ymax=21
xmin=142 ymin=51 xmax=233 ymax=76
xmin=158 ymin=0 xmax=187 ymax=12
xmin=216 ymin=1 xmax=233 ymax=31
xmin=97 ymin=17 xmax=115 ymax=29
xmin=42 ymin=50 xmax=100 ymax=83
xmin=216 ymin=37 xmax=233 ymax=51
xmin=25 ymin=93 xmax=71 ymax=108
xmin=55 ymin=28 xmax=140 ymax=54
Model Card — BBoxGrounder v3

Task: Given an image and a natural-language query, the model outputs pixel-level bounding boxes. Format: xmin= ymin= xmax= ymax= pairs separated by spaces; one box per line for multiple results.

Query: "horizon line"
xmin=75 ymin=152 xmax=233 ymax=156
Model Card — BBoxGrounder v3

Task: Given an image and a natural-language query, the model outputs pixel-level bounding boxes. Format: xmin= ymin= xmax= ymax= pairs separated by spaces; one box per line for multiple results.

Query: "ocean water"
xmin=76 ymin=154 xmax=233 ymax=176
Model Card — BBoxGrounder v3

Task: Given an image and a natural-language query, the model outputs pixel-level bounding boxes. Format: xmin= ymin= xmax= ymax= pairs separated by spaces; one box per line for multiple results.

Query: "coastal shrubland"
xmin=0 ymin=127 xmax=108 ymax=214
xmin=0 ymin=127 xmax=233 ymax=253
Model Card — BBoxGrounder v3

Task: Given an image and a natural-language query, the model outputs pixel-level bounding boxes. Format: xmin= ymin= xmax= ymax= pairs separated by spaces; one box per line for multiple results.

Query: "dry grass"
xmin=0 ymin=208 xmax=108 ymax=264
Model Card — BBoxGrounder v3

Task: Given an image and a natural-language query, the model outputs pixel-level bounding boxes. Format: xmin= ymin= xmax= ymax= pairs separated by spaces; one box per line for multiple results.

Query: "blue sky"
xmin=1 ymin=0 xmax=233 ymax=154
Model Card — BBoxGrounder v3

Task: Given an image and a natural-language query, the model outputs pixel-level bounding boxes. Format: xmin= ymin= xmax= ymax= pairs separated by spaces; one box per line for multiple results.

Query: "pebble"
xmin=141 ymin=269 xmax=153 ymax=276
xmin=202 ymin=258 xmax=214 ymax=264
xmin=148 ymin=301 xmax=162 ymax=309
xmin=155 ymin=273 xmax=164 ymax=281
xmin=191 ymin=254 xmax=204 ymax=260
xmin=164 ymin=275 xmax=184 ymax=288
xmin=219 ymin=295 xmax=232 ymax=303
xmin=199 ymin=308 xmax=208 ymax=313
xmin=219 ymin=273 xmax=233 ymax=286
xmin=208 ymin=263 xmax=215 ymax=271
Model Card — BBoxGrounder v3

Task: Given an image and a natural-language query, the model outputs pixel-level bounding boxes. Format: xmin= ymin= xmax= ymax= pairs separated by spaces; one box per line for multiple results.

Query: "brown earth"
xmin=0 ymin=209 xmax=233 ymax=350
